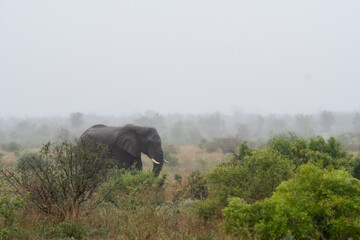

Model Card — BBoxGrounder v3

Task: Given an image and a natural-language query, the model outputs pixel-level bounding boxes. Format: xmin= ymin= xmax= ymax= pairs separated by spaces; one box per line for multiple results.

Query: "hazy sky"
xmin=1 ymin=0 xmax=359 ymax=117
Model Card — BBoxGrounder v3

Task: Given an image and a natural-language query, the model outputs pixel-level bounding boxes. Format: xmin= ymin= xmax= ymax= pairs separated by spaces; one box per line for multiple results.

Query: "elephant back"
xmin=80 ymin=125 xmax=118 ymax=149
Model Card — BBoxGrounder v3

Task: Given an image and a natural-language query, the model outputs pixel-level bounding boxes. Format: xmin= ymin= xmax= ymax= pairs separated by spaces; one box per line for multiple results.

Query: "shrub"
xmin=269 ymin=136 xmax=354 ymax=173
xmin=16 ymin=152 xmax=46 ymax=171
xmin=38 ymin=220 xmax=86 ymax=240
xmin=223 ymin=164 xmax=360 ymax=239
xmin=196 ymin=147 xmax=294 ymax=220
xmin=351 ymin=155 xmax=360 ymax=179
xmin=269 ymin=138 xmax=294 ymax=159
xmin=1 ymin=141 xmax=113 ymax=220
xmin=0 ymin=182 xmax=27 ymax=239
xmin=1 ymin=142 xmax=21 ymax=152
xmin=188 ymin=170 xmax=208 ymax=200
xmin=208 ymin=147 xmax=293 ymax=205
xmin=101 ymin=169 xmax=167 ymax=210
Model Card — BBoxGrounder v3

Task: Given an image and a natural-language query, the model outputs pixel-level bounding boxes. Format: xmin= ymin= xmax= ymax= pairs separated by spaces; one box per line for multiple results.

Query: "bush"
xmin=351 ymin=155 xmax=360 ymax=179
xmin=38 ymin=220 xmax=86 ymax=240
xmin=16 ymin=152 xmax=46 ymax=171
xmin=0 ymin=182 xmax=27 ymax=239
xmin=188 ymin=170 xmax=208 ymax=200
xmin=1 ymin=142 xmax=21 ymax=152
xmin=269 ymin=138 xmax=294 ymax=159
xmin=1 ymin=141 xmax=113 ymax=220
xmin=208 ymin=147 xmax=293 ymax=205
xmin=269 ymin=136 xmax=354 ymax=173
xmin=196 ymin=147 xmax=294 ymax=220
xmin=223 ymin=164 xmax=360 ymax=239
xmin=101 ymin=169 xmax=167 ymax=210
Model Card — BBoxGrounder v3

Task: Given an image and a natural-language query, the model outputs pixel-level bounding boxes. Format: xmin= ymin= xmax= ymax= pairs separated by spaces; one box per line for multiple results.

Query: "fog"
xmin=1 ymin=0 xmax=360 ymax=117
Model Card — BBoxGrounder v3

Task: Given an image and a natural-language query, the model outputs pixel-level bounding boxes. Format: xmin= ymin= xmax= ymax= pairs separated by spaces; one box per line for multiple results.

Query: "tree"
xmin=321 ymin=111 xmax=335 ymax=132
xmin=70 ymin=112 xmax=84 ymax=129
xmin=1 ymin=141 xmax=113 ymax=220
xmin=223 ymin=164 xmax=360 ymax=239
xmin=353 ymin=112 xmax=360 ymax=133
xmin=295 ymin=114 xmax=314 ymax=137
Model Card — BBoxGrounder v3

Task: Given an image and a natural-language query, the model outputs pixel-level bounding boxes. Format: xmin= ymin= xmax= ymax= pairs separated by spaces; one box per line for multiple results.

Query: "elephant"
xmin=80 ymin=124 xmax=166 ymax=177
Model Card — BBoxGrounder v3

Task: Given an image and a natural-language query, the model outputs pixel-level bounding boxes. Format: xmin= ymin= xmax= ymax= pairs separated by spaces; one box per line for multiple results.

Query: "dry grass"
xmin=0 ymin=150 xmax=17 ymax=168
xmin=143 ymin=145 xmax=226 ymax=180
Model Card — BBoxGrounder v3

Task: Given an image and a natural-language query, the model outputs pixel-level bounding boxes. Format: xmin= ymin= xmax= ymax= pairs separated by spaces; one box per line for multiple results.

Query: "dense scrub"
xmin=223 ymin=164 xmax=360 ymax=239
xmin=0 ymin=136 xmax=359 ymax=239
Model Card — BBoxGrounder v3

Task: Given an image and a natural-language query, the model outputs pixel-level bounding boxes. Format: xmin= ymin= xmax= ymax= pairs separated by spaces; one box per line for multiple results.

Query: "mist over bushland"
xmin=1 ymin=110 xmax=359 ymax=151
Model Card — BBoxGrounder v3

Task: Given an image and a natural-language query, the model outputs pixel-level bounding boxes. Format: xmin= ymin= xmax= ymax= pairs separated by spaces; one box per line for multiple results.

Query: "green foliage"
xmin=241 ymin=148 xmax=294 ymax=202
xmin=0 ymin=182 xmax=27 ymax=239
xmin=38 ymin=220 xmax=86 ymax=240
xmin=222 ymin=164 xmax=360 ymax=239
xmin=16 ymin=152 xmax=46 ymax=171
xmin=101 ymin=169 xmax=167 ymax=210
xmin=188 ymin=170 xmax=208 ymax=200
xmin=268 ymin=136 xmax=353 ymax=172
xmin=0 ymin=142 xmax=21 ymax=152
xmin=197 ymin=147 xmax=294 ymax=220
xmin=269 ymin=138 xmax=294 ymax=159
xmin=237 ymin=141 xmax=254 ymax=159
xmin=1 ymin=141 xmax=113 ymax=220
xmin=352 ymin=155 xmax=360 ymax=179
xmin=209 ymin=148 xmax=293 ymax=204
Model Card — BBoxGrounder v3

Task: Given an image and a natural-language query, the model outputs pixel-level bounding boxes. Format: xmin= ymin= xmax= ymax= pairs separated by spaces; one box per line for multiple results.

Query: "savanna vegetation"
xmin=0 ymin=111 xmax=360 ymax=239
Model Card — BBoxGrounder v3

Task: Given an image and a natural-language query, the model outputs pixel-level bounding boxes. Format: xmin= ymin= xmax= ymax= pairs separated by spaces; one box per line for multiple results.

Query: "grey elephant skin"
xmin=80 ymin=124 xmax=164 ymax=177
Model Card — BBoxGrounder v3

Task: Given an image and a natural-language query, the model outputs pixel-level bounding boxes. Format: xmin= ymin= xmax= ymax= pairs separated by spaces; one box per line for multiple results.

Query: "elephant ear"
xmin=115 ymin=128 xmax=141 ymax=157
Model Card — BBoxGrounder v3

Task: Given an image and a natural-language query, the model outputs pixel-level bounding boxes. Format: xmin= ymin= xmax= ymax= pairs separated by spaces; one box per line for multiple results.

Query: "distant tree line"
xmin=1 ymin=110 xmax=360 ymax=150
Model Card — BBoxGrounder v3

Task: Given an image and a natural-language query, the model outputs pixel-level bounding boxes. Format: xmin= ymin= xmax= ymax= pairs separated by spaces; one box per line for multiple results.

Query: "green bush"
xmin=196 ymin=147 xmax=294 ymax=220
xmin=16 ymin=152 xmax=46 ymax=171
xmin=0 ymin=182 xmax=27 ymax=239
xmin=188 ymin=170 xmax=208 ymax=200
xmin=208 ymin=147 xmax=293 ymax=205
xmin=223 ymin=164 xmax=360 ymax=239
xmin=351 ymin=155 xmax=360 ymax=179
xmin=1 ymin=142 xmax=21 ymax=152
xmin=101 ymin=169 xmax=167 ymax=210
xmin=38 ymin=220 xmax=86 ymax=240
xmin=269 ymin=136 xmax=354 ymax=173
xmin=269 ymin=138 xmax=294 ymax=159
xmin=1 ymin=141 xmax=113 ymax=220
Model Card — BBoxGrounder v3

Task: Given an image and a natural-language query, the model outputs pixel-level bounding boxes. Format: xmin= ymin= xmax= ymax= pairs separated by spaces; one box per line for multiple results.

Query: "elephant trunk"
xmin=152 ymin=149 xmax=164 ymax=177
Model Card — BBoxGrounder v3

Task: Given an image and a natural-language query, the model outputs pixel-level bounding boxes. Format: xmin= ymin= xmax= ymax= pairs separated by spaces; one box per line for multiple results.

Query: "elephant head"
xmin=115 ymin=124 xmax=164 ymax=176
xmin=80 ymin=124 xmax=165 ymax=176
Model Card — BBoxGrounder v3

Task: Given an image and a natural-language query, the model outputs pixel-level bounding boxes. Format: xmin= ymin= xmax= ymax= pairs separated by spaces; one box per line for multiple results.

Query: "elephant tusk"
xmin=164 ymin=159 xmax=169 ymax=164
xmin=151 ymin=158 xmax=160 ymax=164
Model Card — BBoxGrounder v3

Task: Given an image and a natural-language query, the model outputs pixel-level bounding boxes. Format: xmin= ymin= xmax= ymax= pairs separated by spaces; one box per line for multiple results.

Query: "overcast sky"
xmin=1 ymin=0 xmax=359 ymax=117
